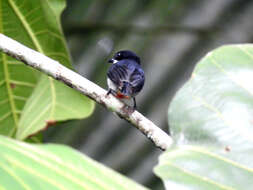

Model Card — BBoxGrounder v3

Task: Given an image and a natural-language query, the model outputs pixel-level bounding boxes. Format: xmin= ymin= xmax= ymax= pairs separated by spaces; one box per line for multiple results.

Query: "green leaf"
xmin=0 ymin=0 xmax=39 ymax=136
xmin=155 ymin=145 xmax=253 ymax=190
xmin=17 ymin=76 xmax=94 ymax=139
xmin=0 ymin=135 xmax=149 ymax=190
xmin=154 ymin=45 xmax=253 ymax=189
xmin=25 ymin=132 xmax=43 ymax=143
xmin=0 ymin=0 xmax=94 ymax=138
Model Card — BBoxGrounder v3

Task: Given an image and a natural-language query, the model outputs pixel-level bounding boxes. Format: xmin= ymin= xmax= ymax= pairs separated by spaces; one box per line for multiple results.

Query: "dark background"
xmin=44 ymin=0 xmax=253 ymax=189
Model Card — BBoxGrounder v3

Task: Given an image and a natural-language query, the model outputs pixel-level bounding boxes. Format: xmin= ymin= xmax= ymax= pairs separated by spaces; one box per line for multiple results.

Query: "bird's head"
xmin=108 ymin=50 xmax=141 ymax=64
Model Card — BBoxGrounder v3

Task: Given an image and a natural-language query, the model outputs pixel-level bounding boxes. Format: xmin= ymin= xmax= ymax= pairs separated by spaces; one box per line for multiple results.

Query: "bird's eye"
xmin=115 ymin=52 xmax=123 ymax=60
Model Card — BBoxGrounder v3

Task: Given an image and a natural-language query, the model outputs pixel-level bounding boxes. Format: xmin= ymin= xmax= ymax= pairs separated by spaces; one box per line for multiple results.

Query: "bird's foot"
xmin=106 ymin=89 xmax=117 ymax=97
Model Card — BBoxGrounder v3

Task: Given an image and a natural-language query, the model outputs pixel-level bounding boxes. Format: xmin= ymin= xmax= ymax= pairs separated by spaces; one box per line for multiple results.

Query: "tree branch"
xmin=0 ymin=34 xmax=173 ymax=150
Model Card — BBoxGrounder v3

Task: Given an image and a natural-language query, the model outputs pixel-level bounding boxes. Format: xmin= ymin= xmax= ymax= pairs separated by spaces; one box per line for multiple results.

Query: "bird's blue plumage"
xmin=107 ymin=50 xmax=145 ymax=109
xmin=107 ymin=59 xmax=145 ymax=97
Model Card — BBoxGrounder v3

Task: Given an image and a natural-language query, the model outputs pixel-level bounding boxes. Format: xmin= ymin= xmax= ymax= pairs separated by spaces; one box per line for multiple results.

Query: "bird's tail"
xmin=121 ymin=81 xmax=133 ymax=96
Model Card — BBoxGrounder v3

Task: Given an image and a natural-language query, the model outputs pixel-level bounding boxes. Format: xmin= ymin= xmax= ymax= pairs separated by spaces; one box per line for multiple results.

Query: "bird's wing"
xmin=107 ymin=61 xmax=145 ymax=94
xmin=129 ymin=68 xmax=145 ymax=94
xmin=107 ymin=62 xmax=129 ymax=86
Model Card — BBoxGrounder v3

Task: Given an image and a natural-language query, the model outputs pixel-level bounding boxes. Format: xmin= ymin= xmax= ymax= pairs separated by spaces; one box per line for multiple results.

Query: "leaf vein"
xmin=2 ymin=53 xmax=18 ymax=129
xmin=49 ymin=78 xmax=56 ymax=119
xmin=0 ymin=99 xmax=9 ymax=105
xmin=8 ymin=0 xmax=44 ymax=53
xmin=34 ymin=29 xmax=63 ymax=40
xmin=13 ymin=95 xmax=27 ymax=101
xmin=0 ymin=160 xmax=31 ymax=190
xmin=18 ymin=103 xmax=51 ymax=139
xmin=188 ymin=146 xmax=253 ymax=173
xmin=210 ymin=56 xmax=253 ymax=96
xmin=24 ymin=6 xmax=40 ymax=19
xmin=0 ymin=111 xmax=12 ymax=122
xmin=4 ymin=155 xmax=66 ymax=190
xmin=161 ymin=162 xmax=235 ymax=190
xmin=191 ymin=93 xmax=253 ymax=143
xmin=9 ymin=80 xmax=35 ymax=87
xmin=0 ymin=141 xmax=109 ymax=190
xmin=238 ymin=46 xmax=253 ymax=60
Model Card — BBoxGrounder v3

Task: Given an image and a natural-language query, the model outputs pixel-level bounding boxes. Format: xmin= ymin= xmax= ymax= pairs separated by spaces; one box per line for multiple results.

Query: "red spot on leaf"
xmin=27 ymin=120 xmax=57 ymax=139
xmin=10 ymin=83 xmax=16 ymax=89
xmin=225 ymin=146 xmax=231 ymax=152
xmin=45 ymin=120 xmax=57 ymax=128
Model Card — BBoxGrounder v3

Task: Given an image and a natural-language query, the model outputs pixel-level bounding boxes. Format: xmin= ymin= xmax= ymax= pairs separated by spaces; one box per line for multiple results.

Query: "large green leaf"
xmin=0 ymin=135 xmax=149 ymax=190
xmin=16 ymin=76 xmax=94 ymax=139
xmin=155 ymin=145 xmax=253 ymax=190
xmin=0 ymin=0 xmax=94 ymax=138
xmin=154 ymin=45 xmax=253 ymax=189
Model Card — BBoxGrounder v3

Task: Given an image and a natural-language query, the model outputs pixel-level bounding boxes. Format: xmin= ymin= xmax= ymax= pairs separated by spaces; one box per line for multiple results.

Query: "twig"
xmin=0 ymin=34 xmax=173 ymax=150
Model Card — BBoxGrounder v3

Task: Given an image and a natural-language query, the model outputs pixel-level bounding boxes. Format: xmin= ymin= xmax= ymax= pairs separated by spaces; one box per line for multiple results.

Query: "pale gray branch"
xmin=0 ymin=34 xmax=173 ymax=150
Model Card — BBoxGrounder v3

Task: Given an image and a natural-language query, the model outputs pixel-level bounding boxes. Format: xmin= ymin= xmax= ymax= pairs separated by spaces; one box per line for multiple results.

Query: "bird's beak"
xmin=108 ymin=59 xmax=117 ymax=64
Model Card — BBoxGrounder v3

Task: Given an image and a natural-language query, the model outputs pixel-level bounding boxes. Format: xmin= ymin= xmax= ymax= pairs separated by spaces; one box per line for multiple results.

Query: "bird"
xmin=106 ymin=50 xmax=145 ymax=109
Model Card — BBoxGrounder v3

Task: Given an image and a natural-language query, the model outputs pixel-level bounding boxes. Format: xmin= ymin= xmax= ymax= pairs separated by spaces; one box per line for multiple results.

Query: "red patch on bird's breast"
xmin=116 ymin=92 xmax=130 ymax=99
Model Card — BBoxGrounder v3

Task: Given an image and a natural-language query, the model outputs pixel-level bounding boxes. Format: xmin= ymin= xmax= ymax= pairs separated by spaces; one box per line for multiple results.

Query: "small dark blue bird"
xmin=107 ymin=50 xmax=145 ymax=109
